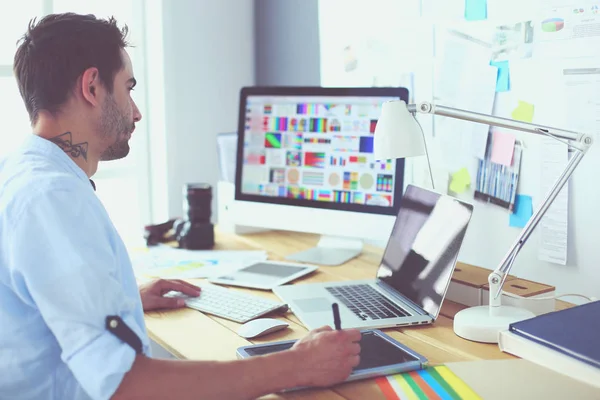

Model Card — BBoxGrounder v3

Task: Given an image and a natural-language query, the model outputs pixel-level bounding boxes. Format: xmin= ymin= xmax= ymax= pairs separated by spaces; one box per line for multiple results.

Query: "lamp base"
xmin=453 ymin=305 xmax=536 ymax=343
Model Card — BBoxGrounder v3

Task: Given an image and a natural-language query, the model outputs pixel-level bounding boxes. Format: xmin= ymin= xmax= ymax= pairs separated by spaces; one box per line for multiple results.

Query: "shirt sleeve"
xmin=7 ymin=186 xmax=144 ymax=400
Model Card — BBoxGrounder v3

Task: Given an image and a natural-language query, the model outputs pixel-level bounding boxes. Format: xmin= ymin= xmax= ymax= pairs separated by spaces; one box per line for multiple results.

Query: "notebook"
xmin=508 ymin=300 xmax=600 ymax=369
xmin=499 ymin=300 xmax=600 ymax=388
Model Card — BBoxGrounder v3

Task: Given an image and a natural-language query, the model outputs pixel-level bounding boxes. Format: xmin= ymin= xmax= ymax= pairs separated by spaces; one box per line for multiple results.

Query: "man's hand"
xmin=139 ymin=279 xmax=201 ymax=311
xmin=290 ymin=326 xmax=361 ymax=387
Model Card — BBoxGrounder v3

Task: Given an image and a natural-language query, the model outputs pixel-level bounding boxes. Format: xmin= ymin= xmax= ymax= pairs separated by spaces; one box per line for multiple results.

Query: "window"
xmin=0 ymin=76 xmax=30 ymax=156
xmin=0 ymin=3 xmax=43 ymax=157
xmin=0 ymin=1 xmax=152 ymax=245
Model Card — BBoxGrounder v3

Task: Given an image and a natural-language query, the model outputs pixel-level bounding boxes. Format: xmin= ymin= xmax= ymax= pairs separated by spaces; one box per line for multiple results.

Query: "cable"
xmin=413 ymin=115 xmax=435 ymax=190
xmin=557 ymin=294 xmax=597 ymax=302
xmin=501 ymin=291 xmax=596 ymax=302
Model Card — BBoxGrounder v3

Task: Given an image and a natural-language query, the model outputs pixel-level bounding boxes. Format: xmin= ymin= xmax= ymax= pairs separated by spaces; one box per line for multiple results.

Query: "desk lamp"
xmin=374 ymin=100 xmax=593 ymax=343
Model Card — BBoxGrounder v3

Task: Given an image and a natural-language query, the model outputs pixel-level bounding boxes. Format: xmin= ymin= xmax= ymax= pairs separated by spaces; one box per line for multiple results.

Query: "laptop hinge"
xmin=376 ymin=281 xmax=433 ymax=318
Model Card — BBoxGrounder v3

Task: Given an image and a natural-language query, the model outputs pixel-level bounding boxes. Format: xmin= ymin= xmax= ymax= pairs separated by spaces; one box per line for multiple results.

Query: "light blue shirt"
xmin=0 ymin=135 xmax=150 ymax=399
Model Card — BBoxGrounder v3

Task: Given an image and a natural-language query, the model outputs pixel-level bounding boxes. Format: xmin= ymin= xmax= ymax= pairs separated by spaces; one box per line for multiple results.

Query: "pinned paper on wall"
xmin=511 ymin=100 xmax=535 ymax=123
xmin=509 ymin=194 xmax=533 ymax=228
xmin=471 ymin=130 xmax=490 ymax=160
xmin=475 ymin=142 xmax=522 ymax=211
xmin=449 ymin=167 xmax=471 ymax=194
xmin=465 ymin=0 xmax=487 ymax=21
xmin=490 ymin=60 xmax=510 ymax=92
xmin=539 ymin=138 xmax=568 ymax=265
xmin=510 ymin=194 xmax=533 ymax=228
xmin=490 ymin=131 xmax=516 ymax=166
xmin=434 ymin=32 xmax=497 ymax=168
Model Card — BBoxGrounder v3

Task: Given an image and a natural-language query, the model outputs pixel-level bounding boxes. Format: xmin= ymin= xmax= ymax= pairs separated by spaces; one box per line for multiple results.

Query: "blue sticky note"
xmin=465 ymin=0 xmax=487 ymax=21
xmin=490 ymin=60 xmax=510 ymax=92
xmin=510 ymin=195 xmax=533 ymax=228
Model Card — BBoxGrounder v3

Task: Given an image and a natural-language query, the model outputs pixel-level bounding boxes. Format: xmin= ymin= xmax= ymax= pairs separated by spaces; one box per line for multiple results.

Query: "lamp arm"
xmin=408 ymin=101 xmax=594 ymax=305
xmin=408 ymin=102 xmax=588 ymax=150
xmin=491 ymin=149 xmax=588 ymax=301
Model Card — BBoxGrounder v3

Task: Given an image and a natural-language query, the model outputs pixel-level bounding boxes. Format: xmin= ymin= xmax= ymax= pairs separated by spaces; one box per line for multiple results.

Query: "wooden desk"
xmin=143 ymin=229 xmax=528 ymax=399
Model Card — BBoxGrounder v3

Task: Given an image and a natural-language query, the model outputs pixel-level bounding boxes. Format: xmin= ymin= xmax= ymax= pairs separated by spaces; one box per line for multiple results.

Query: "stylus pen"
xmin=332 ymin=303 xmax=341 ymax=330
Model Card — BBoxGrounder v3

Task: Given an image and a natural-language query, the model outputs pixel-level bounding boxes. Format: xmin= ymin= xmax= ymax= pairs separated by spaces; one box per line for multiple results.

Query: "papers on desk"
xmin=376 ymin=359 xmax=600 ymax=399
xmin=130 ymin=246 xmax=268 ymax=280
xmin=376 ymin=364 xmax=481 ymax=399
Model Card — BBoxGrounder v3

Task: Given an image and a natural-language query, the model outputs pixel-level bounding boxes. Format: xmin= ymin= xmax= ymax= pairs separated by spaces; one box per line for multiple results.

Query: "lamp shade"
xmin=374 ymin=100 xmax=426 ymax=160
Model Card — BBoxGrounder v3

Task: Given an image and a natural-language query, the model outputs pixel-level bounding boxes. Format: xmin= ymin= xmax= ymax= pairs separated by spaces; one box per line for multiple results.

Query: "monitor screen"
xmin=376 ymin=185 xmax=473 ymax=317
xmin=235 ymin=87 xmax=408 ymax=216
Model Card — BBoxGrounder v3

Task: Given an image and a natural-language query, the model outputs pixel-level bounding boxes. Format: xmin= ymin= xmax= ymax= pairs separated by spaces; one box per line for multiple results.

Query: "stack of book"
xmin=498 ymin=300 xmax=600 ymax=389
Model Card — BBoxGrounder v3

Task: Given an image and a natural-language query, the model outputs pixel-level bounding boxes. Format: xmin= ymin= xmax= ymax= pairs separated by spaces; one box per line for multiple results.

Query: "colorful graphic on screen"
xmin=270 ymin=168 xmax=285 ymax=184
xmin=286 ymin=151 xmax=302 ymax=167
xmin=287 ymin=168 xmax=300 ymax=184
xmin=333 ymin=190 xmax=352 ymax=203
xmin=353 ymin=192 xmax=365 ymax=204
xmin=283 ymin=132 xmax=303 ymax=149
xmin=241 ymin=94 xmax=399 ymax=208
xmin=304 ymin=152 xmax=326 ymax=168
xmin=264 ymin=132 xmax=282 ymax=148
xmin=303 ymin=171 xmax=325 ymax=186
xmin=343 ymin=171 xmax=359 ymax=190
xmin=376 ymin=174 xmax=394 ymax=192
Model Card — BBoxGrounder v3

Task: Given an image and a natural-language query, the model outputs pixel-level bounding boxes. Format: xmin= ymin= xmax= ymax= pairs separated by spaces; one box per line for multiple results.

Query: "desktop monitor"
xmin=231 ymin=86 xmax=408 ymax=265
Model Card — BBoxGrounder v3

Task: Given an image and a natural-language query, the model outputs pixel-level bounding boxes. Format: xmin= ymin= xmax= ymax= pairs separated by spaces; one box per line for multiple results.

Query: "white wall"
xmin=254 ymin=0 xmax=321 ymax=86
xmin=161 ymin=0 xmax=255 ymax=220
xmin=317 ymin=1 xmax=600 ymax=301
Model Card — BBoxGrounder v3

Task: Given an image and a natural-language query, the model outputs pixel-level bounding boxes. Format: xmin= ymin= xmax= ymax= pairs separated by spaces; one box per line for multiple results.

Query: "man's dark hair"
xmin=13 ymin=13 xmax=129 ymax=124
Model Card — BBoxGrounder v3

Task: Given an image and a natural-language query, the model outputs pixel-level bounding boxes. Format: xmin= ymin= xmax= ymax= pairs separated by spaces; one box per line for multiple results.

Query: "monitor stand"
xmin=285 ymin=235 xmax=363 ymax=266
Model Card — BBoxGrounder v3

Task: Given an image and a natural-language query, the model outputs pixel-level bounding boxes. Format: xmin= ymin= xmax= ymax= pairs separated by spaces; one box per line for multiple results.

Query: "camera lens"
xmin=178 ymin=183 xmax=214 ymax=249
xmin=183 ymin=183 xmax=212 ymax=223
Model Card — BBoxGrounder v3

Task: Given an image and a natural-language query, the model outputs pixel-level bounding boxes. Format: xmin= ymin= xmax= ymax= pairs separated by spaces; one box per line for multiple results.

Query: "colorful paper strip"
xmin=376 ymin=366 xmax=482 ymax=400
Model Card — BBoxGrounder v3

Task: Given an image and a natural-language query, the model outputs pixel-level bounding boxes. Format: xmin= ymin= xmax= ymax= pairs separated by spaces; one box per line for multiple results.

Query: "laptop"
xmin=273 ymin=185 xmax=474 ymax=330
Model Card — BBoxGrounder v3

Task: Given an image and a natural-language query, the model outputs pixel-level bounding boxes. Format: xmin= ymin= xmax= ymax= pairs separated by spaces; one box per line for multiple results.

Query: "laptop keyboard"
xmin=326 ymin=284 xmax=410 ymax=321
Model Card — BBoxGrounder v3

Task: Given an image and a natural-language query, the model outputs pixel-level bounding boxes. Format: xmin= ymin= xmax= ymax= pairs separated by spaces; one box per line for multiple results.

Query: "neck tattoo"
xmin=48 ymin=132 xmax=89 ymax=161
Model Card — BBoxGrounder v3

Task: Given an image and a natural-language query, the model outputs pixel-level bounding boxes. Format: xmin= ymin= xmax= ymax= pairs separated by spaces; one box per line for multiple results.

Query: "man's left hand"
xmin=139 ymin=279 xmax=201 ymax=311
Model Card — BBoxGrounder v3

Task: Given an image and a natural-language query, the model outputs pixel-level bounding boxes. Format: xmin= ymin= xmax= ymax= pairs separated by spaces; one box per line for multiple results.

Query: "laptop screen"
xmin=376 ymin=185 xmax=473 ymax=317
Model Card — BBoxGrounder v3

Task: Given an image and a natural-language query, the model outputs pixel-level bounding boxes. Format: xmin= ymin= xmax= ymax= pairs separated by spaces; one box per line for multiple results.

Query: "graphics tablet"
xmin=236 ymin=329 xmax=428 ymax=389
xmin=208 ymin=260 xmax=318 ymax=290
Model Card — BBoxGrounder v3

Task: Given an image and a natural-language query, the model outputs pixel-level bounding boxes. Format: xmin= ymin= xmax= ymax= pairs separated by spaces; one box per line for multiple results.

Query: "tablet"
xmin=236 ymin=329 xmax=428 ymax=389
xmin=208 ymin=260 xmax=318 ymax=290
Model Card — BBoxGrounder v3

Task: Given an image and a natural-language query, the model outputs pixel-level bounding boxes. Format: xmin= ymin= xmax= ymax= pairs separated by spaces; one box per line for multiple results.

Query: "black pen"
xmin=332 ymin=302 xmax=341 ymax=330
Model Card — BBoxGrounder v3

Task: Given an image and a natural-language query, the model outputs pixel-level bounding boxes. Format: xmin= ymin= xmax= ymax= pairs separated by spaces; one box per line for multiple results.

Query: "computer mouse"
xmin=237 ymin=318 xmax=289 ymax=339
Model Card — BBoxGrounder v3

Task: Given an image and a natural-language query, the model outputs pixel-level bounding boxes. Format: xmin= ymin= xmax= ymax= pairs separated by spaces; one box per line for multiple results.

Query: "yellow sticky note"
xmin=449 ymin=168 xmax=471 ymax=194
xmin=511 ymin=100 xmax=535 ymax=123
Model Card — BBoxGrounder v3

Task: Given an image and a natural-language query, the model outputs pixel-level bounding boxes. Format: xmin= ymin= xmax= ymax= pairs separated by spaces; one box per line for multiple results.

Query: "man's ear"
xmin=80 ymin=67 xmax=101 ymax=106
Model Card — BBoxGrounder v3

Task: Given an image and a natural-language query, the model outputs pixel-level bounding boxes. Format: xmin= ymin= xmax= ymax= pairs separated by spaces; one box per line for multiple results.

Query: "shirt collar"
xmin=24 ymin=134 xmax=92 ymax=187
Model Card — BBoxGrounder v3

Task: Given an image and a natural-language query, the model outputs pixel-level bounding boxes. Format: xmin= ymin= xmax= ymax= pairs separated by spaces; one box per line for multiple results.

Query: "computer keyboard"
xmin=165 ymin=284 xmax=288 ymax=323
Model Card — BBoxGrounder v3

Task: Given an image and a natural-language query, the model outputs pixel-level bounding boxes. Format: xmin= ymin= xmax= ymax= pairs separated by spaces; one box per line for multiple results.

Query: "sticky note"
xmin=491 ymin=131 xmax=516 ymax=166
xmin=510 ymin=195 xmax=533 ymax=228
xmin=465 ymin=0 xmax=487 ymax=21
xmin=511 ymin=100 xmax=535 ymax=123
xmin=449 ymin=168 xmax=471 ymax=194
xmin=490 ymin=60 xmax=510 ymax=92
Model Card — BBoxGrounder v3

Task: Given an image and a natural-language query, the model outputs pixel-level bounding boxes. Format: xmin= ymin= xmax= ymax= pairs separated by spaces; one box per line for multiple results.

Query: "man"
xmin=0 ymin=13 xmax=361 ymax=399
